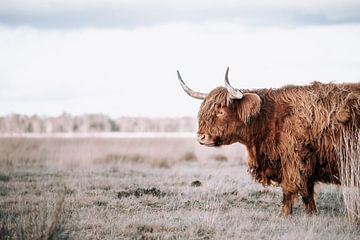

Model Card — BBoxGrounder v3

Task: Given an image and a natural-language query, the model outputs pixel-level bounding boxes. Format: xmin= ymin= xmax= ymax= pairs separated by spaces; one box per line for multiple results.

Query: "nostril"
xmin=197 ymin=133 xmax=206 ymax=142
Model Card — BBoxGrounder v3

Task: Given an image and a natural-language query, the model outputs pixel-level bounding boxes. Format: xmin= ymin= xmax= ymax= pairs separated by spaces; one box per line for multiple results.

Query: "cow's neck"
xmin=236 ymin=124 xmax=253 ymax=146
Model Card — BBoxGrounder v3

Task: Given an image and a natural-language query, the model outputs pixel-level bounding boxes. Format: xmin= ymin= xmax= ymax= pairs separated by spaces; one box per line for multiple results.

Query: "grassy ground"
xmin=0 ymin=137 xmax=359 ymax=239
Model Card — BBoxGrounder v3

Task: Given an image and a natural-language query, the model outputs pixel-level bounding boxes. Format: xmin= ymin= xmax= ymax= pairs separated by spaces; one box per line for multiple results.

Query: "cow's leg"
xmin=278 ymin=136 xmax=304 ymax=216
xmin=301 ymin=179 xmax=317 ymax=214
xmin=281 ymin=190 xmax=298 ymax=216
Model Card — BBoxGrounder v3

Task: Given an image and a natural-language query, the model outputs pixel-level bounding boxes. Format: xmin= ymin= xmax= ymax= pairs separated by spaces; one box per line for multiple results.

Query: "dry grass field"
xmin=0 ymin=136 xmax=359 ymax=239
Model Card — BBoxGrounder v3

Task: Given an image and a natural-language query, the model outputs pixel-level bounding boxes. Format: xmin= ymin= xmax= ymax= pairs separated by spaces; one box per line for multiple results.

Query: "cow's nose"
xmin=197 ymin=133 xmax=206 ymax=143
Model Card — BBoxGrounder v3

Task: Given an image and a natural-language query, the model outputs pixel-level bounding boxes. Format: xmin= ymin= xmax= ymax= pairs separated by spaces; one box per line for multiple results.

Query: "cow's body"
xmin=178 ymin=69 xmax=360 ymax=215
xmin=240 ymin=82 xmax=360 ymax=214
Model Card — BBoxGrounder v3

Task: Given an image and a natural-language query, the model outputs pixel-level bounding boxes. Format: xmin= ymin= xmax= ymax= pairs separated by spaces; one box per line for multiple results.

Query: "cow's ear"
xmin=236 ymin=93 xmax=261 ymax=123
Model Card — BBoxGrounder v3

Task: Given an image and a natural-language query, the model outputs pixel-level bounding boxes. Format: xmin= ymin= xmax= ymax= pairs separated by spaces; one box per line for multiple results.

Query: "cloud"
xmin=0 ymin=23 xmax=360 ymax=117
xmin=1 ymin=0 xmax=360 ymax=29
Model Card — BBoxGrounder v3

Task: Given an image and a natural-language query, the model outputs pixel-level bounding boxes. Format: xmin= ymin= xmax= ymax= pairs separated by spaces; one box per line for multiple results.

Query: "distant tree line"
xmin=0 ymin=113 xmax=196 ymax=133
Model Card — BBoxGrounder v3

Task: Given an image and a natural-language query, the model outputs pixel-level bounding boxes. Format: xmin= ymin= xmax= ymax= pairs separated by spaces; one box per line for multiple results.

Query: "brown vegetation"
xmin=0 ymin=114 xmax=196 ymax=133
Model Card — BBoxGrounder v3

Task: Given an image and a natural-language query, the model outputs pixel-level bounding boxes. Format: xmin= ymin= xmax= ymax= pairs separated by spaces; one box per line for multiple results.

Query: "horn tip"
xmin=177 ymin=70 xmax=182 ymax=80
xmin=225 ymin=67 xmax=230 ymax=80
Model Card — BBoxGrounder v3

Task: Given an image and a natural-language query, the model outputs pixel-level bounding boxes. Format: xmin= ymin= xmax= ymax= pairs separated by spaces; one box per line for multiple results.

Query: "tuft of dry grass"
xmin=179 ymin=151 xmax=198 ymax=162
xmin=117 ymin=187 xmax=168 ymax=199
xmin=0 ymin=195 xmax=67 ymax=240
xmin=211 ymin=154 xmax=228 ymax=162
xmin=0 ymin=174 xmax=10 ymax=182
xmin=93 ymin=153 xmax=145 ymax=165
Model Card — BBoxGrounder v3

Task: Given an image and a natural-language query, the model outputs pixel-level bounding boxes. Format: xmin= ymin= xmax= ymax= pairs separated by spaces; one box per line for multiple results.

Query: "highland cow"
xmin=178 ymin=67 xmax=360 ymax=216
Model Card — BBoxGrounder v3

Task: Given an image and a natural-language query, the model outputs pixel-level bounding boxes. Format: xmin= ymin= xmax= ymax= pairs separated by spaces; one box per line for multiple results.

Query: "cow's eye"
xmin=217 ymin=109 xmax=226 ymax=117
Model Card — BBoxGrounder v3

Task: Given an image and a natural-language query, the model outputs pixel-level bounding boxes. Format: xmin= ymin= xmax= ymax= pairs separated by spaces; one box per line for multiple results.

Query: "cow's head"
xmin=178 ymin=68 xmax=261 ymax=146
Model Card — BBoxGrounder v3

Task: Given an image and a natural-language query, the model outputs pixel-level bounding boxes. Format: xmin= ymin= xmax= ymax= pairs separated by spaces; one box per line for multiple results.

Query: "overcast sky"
xmin=0 ymin=0 xmax=360 ymax=117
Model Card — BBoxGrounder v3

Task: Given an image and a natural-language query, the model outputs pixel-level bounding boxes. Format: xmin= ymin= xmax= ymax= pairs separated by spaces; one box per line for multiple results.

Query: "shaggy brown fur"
xmin=196 ymin=81 xmax=360 ymax=216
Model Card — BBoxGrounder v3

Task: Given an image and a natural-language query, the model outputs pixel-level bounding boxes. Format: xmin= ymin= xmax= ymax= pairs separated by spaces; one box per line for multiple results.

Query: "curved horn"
xmin=225 ymin=67 xmax=243 ymax=99
xmin=177 ymin=70 xmax=207 ymax=100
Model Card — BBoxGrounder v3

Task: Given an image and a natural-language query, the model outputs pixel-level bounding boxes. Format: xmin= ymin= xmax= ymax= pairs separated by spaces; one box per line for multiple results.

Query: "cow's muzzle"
xmin=197 ymin=133 xmax=221 ymax=147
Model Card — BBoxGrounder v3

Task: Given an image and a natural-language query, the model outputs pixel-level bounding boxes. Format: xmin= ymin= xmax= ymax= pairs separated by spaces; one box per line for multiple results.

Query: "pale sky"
xmin=0 ymin=0 xmax=360 ymax=117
